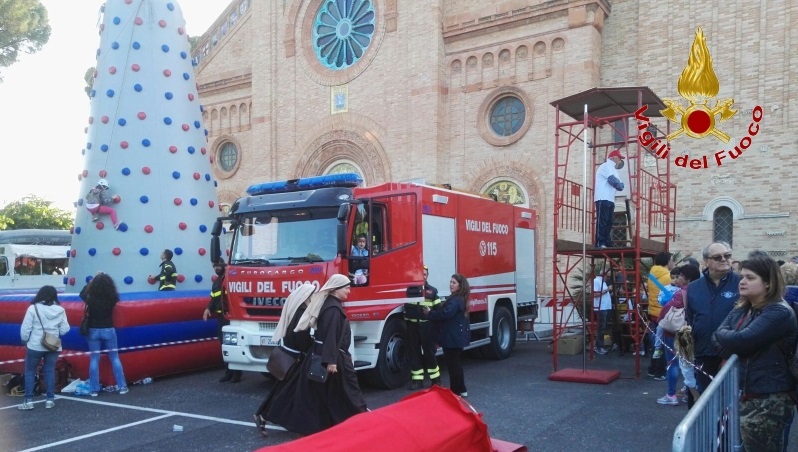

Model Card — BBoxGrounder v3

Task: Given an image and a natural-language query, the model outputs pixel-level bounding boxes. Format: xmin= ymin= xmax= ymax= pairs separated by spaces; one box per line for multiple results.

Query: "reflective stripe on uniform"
xmin=427 ymin=366 xmax=441 ymax=379
xmin=406 ymin=299 xmax=441 ymax=308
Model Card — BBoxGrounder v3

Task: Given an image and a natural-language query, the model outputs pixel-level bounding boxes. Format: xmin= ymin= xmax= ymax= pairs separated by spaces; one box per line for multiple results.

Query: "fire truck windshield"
xmin=230 ymin=208 xmax=340 ymax=264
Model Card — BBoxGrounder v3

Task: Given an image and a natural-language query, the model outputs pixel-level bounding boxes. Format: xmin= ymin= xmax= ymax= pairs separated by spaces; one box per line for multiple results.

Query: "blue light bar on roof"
xmin=246 ymin=173 xmax=363 ymax=196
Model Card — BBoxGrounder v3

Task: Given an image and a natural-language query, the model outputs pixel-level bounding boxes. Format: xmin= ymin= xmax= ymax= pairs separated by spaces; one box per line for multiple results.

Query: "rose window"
xmin=313 ymin=0 xmax=375 ymax=70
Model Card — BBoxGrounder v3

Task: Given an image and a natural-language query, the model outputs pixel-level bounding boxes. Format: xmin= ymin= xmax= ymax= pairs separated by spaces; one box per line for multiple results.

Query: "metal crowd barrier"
xmin=672 ymin=354 xmax=741 ymax=452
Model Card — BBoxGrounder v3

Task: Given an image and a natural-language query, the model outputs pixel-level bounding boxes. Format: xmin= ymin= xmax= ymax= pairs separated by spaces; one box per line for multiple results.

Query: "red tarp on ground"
xmin=259 ymin=385 xmax=526 ymax=452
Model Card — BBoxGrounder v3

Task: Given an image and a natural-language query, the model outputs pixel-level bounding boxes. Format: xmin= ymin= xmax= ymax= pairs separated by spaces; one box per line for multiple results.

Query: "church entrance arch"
xmin=294 ymin=116 xmax=391 ymax=183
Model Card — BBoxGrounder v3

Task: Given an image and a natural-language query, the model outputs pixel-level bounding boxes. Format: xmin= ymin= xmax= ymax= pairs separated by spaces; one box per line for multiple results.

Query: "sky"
xmin=0 ymin=0 xmax=230 ymax=212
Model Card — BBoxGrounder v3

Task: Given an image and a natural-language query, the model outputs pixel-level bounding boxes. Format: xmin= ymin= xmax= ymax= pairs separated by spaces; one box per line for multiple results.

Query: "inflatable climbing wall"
xmin=0 ymin=0 xmax=224 ymax=384
xmin=67 ymin=0 xmax=219 ymax=293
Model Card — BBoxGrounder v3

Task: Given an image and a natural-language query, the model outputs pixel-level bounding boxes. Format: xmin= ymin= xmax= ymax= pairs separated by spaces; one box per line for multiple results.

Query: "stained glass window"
xmin=489 ymin=96 xmax=525 ymax=136
xmin=313 ymin=0 xmax=375 ymax=70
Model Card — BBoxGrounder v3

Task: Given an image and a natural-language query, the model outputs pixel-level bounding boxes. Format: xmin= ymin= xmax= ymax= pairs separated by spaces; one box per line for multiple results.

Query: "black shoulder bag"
xmin=307 ymin=305 xmax=346 ymax=383
xmin=80 ymin=304 xmax=90 ymax=336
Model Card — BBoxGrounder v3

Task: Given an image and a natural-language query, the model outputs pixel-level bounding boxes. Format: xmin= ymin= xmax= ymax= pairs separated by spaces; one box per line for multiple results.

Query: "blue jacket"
xmin=712 ymin=301 xmax=798 ymax=397
xmin=427 ymin=295 xmax=470 ymax=348
xmin=685 ymin=269 xmax=740 ymax=357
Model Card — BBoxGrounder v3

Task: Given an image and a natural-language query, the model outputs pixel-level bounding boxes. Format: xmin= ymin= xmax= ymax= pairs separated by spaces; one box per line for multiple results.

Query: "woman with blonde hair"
xmin=424 ymin=273 xmax=471 ymax=397
xmin=712 ymin=255 xmax=797 ymax=451
xmin=780 ymin=262 xmax=798 ymax=301
xmin=264 ymin=274 xmax=367 ymax=435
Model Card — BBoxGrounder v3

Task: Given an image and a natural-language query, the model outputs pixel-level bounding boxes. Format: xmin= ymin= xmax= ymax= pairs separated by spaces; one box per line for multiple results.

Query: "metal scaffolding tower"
xmin=549 ymin=87 xmax=677 ymax=383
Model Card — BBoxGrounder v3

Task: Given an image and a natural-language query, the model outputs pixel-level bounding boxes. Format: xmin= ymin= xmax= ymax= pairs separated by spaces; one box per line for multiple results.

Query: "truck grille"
xmin=246 ymin=307 xmax=282 ymax=317
xmin=258 ymin=322 xmax=278 ymax=332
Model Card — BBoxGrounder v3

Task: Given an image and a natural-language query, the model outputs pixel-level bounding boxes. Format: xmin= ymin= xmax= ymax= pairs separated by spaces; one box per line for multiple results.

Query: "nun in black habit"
xmin=263 ymin=274 xmax=368 ymax=436
xmin=253 ymin=283 xmax=316 ymax=437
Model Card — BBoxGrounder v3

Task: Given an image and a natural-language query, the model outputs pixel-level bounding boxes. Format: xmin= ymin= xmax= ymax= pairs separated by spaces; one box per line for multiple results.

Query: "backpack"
xmin=86 ymin=187 xmax=102 ymax=204
xmin=38 ymin=358 xmax=73 ymax=393
xmin=5 ymin=372 xmax=41 ymax=396
xmin=649 ymin=273 xmax=678 ymax=305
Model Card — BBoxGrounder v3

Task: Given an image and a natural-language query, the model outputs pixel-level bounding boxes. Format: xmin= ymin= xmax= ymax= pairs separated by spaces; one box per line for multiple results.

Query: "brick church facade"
xmin=193 ymin=0 xmax=797 ymax=296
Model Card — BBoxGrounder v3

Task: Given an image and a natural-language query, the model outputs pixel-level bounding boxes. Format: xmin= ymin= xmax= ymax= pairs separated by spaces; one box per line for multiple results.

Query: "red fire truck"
xmin=209 ymin=174 xmax=538 ymax=388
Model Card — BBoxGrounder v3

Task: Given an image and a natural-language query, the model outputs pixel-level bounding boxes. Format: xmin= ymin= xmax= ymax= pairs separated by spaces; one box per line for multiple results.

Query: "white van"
xmin=0 ymin=230 xmax=71 ymax=293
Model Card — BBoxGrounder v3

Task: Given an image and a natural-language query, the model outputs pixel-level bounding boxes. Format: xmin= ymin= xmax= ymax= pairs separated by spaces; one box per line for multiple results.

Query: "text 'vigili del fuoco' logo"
xmin=634 ymin=27 xmax=763 ymax=169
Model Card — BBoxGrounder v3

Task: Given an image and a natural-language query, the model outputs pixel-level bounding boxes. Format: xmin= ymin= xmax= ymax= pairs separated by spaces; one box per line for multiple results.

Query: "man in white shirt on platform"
xmin=594 ymin=149 xmax=625 ymax=248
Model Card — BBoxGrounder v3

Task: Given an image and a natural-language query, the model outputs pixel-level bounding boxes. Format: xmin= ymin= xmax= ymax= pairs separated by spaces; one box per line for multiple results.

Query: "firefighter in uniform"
xmin=203 ymin=259 xmax=242 ymax=383
xmin=405 ymin=265 xmax=441 ymax=390
xmin=150 ymin=249 xmax=177 ymax=291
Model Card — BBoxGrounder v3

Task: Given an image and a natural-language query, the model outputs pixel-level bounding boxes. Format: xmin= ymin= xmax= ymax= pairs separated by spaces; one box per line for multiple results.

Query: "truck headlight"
xmin=222 ymin=332 xmax=238 ymax=345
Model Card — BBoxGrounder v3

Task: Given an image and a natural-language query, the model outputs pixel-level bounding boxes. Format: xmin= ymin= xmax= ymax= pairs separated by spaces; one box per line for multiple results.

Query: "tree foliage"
xmin=188 ymin=35 xmax=201 ymax=52
xmin=0 ymin=0 xmax=51 ymax=81
xmin=0 ymin=195 xmax=73 ymax=230
xmin=84 ymin=66 xmax=94 ymax=98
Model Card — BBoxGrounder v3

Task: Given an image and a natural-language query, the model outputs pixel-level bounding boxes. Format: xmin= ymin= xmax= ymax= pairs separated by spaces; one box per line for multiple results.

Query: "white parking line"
xmin=4 ymin=395 xmax=288 ymax=432
xmin=19 ymin=414 xmax=173 ymax=452
xmin=8 ymin=395 xmax=288 ymax=450
xmin=55 ymin=394 xmax=264 ymax=426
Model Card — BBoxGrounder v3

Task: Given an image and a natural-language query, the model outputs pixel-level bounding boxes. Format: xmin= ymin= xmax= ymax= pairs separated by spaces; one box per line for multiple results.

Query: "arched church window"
xmin=313 ymin=0 xmax=375 ymax=70
xmin=713 ymin=206 xmax=733 ymax=247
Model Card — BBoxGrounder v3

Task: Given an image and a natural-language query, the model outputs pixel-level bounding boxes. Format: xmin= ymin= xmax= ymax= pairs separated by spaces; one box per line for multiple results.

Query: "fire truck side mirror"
xmin=210 ymin=236 xmax=220 ymax=264
xmin=406 ymin=286 xmax=423 ymax=298
xmin=337 ymin=204 xmax=350 ymax=222
xmin=337 ymin=223 xmax=348 ymax=256
xmin=211 ymin=219 xmax=224 ymax=237
xmin=209 ymin=219 xmax=224 ymax=264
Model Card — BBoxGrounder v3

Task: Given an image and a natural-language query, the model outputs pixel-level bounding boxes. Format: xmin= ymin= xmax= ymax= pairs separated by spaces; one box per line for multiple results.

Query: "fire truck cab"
xmin=210 ymin=174 xmax=537 ymax=389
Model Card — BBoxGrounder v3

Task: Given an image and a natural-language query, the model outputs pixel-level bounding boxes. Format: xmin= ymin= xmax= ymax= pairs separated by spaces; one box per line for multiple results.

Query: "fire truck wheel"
xmin=364 ymin=317 xmax=409 ymax=389
xmin=481 ymin=306 xmax=516 ymax=360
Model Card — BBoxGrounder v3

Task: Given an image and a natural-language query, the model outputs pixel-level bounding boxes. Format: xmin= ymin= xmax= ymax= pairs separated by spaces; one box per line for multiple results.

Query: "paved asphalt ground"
xmin=2 ymin=339 xmax=796 ymax=451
